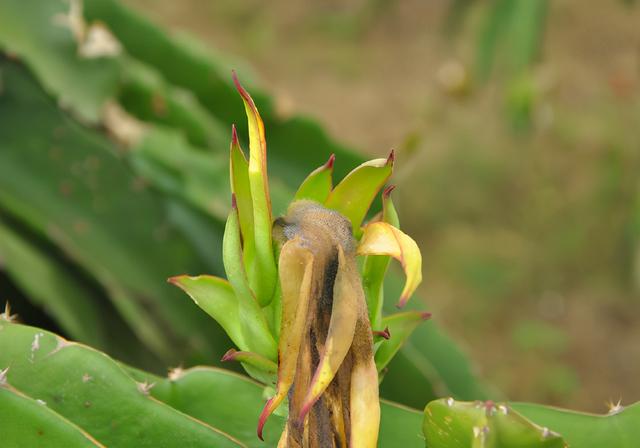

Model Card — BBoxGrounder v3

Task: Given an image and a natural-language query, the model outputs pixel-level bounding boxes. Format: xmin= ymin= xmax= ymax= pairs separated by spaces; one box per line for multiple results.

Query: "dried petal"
xmin=350 ymin=357 xmax=380 ymax=447
xmin=298 ymin=245 xmax=359 ymax=420
xmin=257 ymin=238 xmax=314 ymax=440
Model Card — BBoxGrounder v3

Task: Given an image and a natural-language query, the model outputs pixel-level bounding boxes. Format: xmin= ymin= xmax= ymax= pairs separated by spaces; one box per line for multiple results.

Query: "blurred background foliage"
xmin=0 ymin=0 xmax=639 ymax=415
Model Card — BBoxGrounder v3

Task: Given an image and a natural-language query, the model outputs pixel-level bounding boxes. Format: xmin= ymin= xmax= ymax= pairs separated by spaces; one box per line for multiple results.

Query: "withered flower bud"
xmin=260 ymin=200 xmax=380 ymax=447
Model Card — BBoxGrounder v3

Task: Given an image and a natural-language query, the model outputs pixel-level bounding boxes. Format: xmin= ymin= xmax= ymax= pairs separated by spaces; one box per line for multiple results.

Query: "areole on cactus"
xmin=169 ymin=72 xmax=426 ymax=447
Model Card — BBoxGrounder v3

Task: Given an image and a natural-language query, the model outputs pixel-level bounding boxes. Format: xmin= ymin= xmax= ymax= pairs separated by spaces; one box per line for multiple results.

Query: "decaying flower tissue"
xmin=170 ymin=72 xmax=425 ymax=448
xmin=259 ymin=201 xmax=379 ymax=447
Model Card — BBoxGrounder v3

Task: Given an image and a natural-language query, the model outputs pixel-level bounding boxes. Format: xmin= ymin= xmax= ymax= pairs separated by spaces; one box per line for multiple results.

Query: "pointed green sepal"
xmin=381 ymin=184 xmax=399 ymax=227
xmin=221 ymin=348 xmax=277 ymax=375
xmin=229 ymin=124 xmax=255 ymax=269
xmin=324 ymin=151 xmax=394 ymax=232
xmin=374 ymin=311 xmax=431 ymax=373
xmin=168 ymin=275 xmax=245 ymax=351
xmin=293 ymin=153 xmax=334 ymax=203
xmin=232 ymin=72 xmax=277 ymax=306
xmin=222 ymin=199 xmax=277 ymax=361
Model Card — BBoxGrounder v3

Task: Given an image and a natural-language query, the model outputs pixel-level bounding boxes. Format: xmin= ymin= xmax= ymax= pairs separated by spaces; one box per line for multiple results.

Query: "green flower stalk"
xmin=170 ymin=73 xmax=427 ymax=447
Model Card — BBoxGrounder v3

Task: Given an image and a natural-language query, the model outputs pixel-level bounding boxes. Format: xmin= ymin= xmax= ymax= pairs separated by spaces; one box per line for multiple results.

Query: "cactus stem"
xmin=45 ymin=336 xmax=71 ymax=358
xmin=30 ymin=332 xmax=44 ymax=362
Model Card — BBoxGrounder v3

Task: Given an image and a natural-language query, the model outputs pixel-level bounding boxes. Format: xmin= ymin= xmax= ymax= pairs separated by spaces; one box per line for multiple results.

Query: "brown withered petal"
xmin=258 ymin=237 xmax=314 ymax=440
xmin=298 ymin=244 xmax=359 ymax=421
xmin=259 ymin=201 xmax=380 ymax=447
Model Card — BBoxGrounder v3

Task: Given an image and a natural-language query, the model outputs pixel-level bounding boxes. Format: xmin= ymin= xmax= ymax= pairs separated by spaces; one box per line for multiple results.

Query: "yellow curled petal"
xmin=258 ymin=237 xmax=314 ymax=440
xmin=357 ymin=221 xmax=422 ymax=307
xmin=299 ymin=244 xmax=359 ymax=420
xmin=350 ymin=356 xmax=380 ymax=448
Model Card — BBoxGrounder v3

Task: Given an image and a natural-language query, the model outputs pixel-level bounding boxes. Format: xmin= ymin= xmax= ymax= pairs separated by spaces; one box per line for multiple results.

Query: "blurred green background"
xmin=124 ymin=0 xmax=640 ymax=411
xmin=0 ymin=0 xmax=638 ymax=415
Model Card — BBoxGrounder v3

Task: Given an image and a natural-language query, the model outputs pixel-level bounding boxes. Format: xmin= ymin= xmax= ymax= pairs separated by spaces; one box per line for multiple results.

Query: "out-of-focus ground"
xmin=125 ymin=0 xmax=640 ymax=412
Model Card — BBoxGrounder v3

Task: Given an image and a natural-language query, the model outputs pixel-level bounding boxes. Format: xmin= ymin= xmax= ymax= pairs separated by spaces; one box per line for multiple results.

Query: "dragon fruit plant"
xmin=170 ymin=73 xmax=426 ymax=447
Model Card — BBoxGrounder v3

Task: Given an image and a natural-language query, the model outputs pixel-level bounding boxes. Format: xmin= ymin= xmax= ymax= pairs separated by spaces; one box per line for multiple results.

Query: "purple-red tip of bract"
xmin=166 ymin=275 xmax=181 ymax=285
xmin=231 ymin=124 xmax=239 ymax=146
xmin=325 ymin=153 xmax=335 ymax=170
xmin=374 ymin=326 xmax=391 ymax=340
xmin=231 ymin=193 xmax=237 ymax=209
xmin=232 ymin=70 xmax=253 ymax=105
xmin=484 ymin=400 xmax=495 ymax=414
xmin=298 ymin=400 xmax=315 ymax=425
xmin=383 ymin=184 xmax=396 ymax=199
xmin=257 ymin=399 xmax=273 ymax=441
xmin=421 ymin=311 xmax=433 ymax=320
xmin=386 ymin=149 xmax=395 ymax=165
xmin=221 ymin=348 xmax=237 ymax=362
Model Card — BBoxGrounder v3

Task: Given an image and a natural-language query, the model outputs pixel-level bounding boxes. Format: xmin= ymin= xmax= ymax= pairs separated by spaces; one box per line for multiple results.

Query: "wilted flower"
xmin=170 ymin=73 xmax=427 ymax=447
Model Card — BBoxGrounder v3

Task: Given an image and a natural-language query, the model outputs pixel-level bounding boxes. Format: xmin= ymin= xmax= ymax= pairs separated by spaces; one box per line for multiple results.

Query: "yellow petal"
xmin=357 ymin=221 xmax=422 ymax=307
xmin=299 ymin=244 xmax=359 ymax=420
xmin=350 ymin=356 xmax=380 ymax=448
xmin=257 ymin=237 xmax=314 ymax=440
